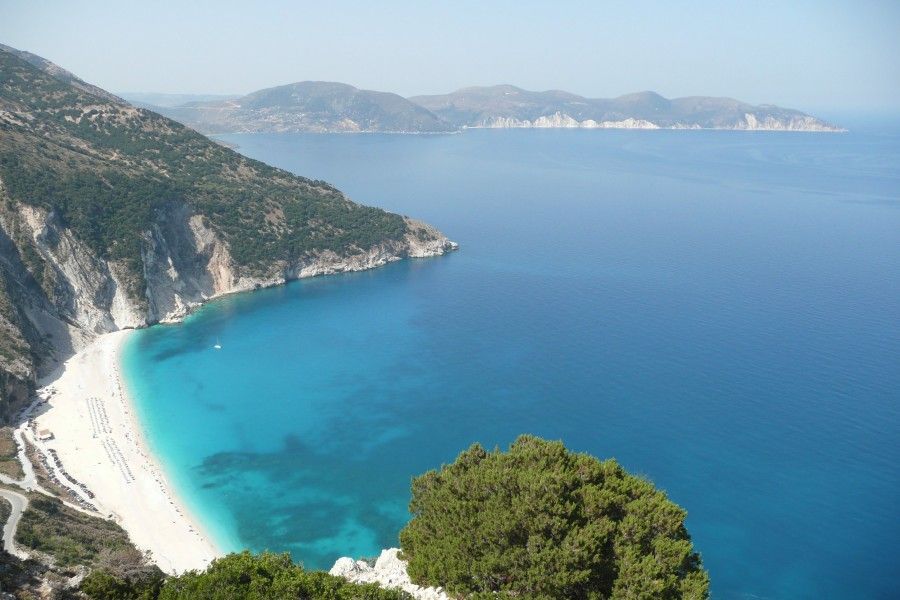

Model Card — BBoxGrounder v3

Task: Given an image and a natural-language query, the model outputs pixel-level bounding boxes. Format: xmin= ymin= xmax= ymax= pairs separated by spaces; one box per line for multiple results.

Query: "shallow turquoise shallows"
xmin=122 ymin=126 xmax=900 ymax=599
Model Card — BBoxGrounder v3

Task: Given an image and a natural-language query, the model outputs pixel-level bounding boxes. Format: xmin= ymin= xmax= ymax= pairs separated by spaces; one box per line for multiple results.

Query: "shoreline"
xmin=18 ymin=242 xmax=458 ymax=574
xmin=213 ymin=126 xmax=846 ymax=137
xmin=32 ymin=329 xmax=222 ymax=574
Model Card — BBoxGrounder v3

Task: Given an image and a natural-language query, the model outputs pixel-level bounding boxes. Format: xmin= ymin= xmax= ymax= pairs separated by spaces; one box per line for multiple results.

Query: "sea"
xmin=122 ymin=123 xmax=900 ymax=599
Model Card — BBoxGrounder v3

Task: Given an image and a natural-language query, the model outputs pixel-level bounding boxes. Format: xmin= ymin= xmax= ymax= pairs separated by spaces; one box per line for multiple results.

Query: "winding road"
xmin=0 ymin=487 xmax=28 ymax=559
xmin=0 ymin=423 xmax=38 ymax=490
xmin=0 ymin=406 xmax=35 ymax=559
xmin=0 ymin=395 xmax=46 ymax=559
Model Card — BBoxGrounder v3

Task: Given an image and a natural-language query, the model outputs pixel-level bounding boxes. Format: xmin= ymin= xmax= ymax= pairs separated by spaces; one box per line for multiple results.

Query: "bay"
xmin=123 ymin=128 xmax=900 ymax=599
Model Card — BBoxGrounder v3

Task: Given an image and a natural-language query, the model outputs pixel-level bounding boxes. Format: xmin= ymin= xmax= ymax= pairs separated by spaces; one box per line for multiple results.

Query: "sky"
xmin=2 ymin=0 xmax=899 ymax=113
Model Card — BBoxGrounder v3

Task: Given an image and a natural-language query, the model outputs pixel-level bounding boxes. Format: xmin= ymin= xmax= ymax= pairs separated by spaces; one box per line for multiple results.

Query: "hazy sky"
xmin=2 ymin=0 xmax=899 ymax=112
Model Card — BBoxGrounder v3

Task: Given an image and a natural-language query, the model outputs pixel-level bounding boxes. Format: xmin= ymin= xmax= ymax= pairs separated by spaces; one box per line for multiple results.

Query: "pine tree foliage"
xmin=399 ymin=435 xmax=709 ymax=599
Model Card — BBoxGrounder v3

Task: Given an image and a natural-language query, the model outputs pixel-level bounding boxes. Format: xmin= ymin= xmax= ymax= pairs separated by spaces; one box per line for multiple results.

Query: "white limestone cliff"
xmin=477 ymin=112 xmax=660 ymax=129
xmin=472 ymin=111 xmax=842 ymax=131
xmin=330 ymin=548 xmax=450 ymax=600
xmin=0 ymin=187 xmax=457 ymax=370
xmin=737 ymin=113 xmax=845 ymax=131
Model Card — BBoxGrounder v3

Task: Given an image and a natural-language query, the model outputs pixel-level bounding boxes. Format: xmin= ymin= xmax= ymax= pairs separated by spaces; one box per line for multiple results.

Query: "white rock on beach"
xmin=330 ymin=548 xmax=450 ymax=600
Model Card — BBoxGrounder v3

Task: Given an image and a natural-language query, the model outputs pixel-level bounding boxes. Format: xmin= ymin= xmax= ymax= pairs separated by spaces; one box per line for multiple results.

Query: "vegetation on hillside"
xmin=16 ymin=493 xmax=138 ymax=568
xmin=154 ymin=81 xmax=454 ymax=134
xmin=0 ymin=426 xmax=24 ymax=479
xmin=0 ymin=47 xmax=413 ymax=300
xmin=81 ymin=551 xmax=411 ymax=600
xmin=399 ymin=435 xmax=709 ymax=599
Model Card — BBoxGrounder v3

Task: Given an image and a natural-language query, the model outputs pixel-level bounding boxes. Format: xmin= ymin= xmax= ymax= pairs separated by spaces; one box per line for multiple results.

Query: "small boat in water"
xmin=213 ymin=338 xmax=222 ymax=350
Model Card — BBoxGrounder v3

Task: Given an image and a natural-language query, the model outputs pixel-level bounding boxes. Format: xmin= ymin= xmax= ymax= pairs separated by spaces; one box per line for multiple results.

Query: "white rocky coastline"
xmin=330 ymin=549 xmax=450 ymax=600
xmin=476 ymin=112 xmax=660 ymax=129
xmin=732 ymin=112 xmax=842 ymax=131
xmin=470 ymin=111 xmax=844 ymax=132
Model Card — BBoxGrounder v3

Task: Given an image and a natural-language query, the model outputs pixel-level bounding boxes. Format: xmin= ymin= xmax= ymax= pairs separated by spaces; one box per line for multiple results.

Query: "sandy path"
xmin=33 ymin=330 xmax=221 ymax=573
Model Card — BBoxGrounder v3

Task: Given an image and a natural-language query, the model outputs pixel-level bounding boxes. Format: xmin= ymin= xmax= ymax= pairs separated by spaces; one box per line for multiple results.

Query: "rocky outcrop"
xmin=403 ymin=218 xmax=460 ymax=258
xmin=142 ymin=212 xmax=457 ymax=324
xmin=330 ymin=548 xmax=450 ymax=600
xmin=737 ymin=112 xmax=841 ymax=131
xmin=16 ymin=205 xmax=144 ymax=332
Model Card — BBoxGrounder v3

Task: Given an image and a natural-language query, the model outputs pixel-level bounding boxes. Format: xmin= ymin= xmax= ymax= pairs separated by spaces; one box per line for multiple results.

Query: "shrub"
xmin=15 ymin=493 xmax=135 ymax=567
xmin=81 ymin=569 xmax=162 ymax=600
xmin=156 ymin=552 xmax=410 ymax=600
xmin=399 ymin=435 xmax=709 ymax=599
xmin=81 ymin=551 xmax=411 ymax=600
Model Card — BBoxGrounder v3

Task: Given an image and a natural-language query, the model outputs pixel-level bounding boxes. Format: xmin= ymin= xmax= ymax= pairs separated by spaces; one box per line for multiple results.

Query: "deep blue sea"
xmin=122 ymin=127 xmax=900 ymax=599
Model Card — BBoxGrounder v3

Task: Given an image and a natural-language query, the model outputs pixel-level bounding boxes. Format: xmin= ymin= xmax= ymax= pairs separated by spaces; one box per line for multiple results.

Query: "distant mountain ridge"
xmin=151 ymin=81 xmax=453 ymax=134
xmin=144 ymin=82 xmax=842 ymax=134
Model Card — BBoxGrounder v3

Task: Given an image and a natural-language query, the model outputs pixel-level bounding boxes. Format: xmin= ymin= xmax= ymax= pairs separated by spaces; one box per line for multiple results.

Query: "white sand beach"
xmin=32 ymin=330 xmax=221 ymax=574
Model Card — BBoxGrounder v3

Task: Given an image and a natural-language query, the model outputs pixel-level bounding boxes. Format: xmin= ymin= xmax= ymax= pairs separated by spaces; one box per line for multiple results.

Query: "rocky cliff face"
xmin=140 ymin=210 xmax=456 ymax=324
xmin=0 ymin=179 xmax=456 ymax=373
xmin=736 ymin=113 xmax=839 ymax=131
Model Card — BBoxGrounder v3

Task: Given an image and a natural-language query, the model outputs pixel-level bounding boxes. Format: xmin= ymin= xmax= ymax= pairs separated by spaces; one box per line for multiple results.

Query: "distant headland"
xmin=123 ymin=83 xmax=844 ymax=134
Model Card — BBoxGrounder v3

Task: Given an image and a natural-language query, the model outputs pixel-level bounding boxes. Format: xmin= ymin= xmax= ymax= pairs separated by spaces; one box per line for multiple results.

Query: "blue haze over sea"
xmin=122 ymin=126 xmax=900 ymax=599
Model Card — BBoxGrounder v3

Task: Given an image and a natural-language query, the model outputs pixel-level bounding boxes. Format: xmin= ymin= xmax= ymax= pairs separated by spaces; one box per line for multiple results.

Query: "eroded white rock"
xmin=330 ymin=548 xmax=451 ymax=600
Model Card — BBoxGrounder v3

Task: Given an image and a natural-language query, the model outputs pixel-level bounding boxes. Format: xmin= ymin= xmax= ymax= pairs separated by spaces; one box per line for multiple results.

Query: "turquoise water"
xmin=123 ymin=127 xmax=900 ymax=599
